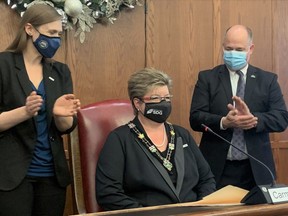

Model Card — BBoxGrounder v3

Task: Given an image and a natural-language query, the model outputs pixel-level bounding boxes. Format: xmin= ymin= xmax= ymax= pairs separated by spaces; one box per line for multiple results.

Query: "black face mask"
xmin=142 ymin=100 xmax=172 ymax=123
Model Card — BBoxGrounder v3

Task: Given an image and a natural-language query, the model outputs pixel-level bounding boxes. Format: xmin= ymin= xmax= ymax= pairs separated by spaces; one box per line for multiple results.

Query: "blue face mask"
xmin=223 ymin=50 xmax=247 ymax=71
xmin=33 ymin=33 xmax=61 ymax=58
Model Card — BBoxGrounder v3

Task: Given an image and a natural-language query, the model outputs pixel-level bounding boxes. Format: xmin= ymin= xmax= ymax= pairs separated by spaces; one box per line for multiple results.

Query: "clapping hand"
xmin=223 ymin=96 xmax=258 ymax=130
xmin=25 ymin=91 xmax=43 ymax=117
xmin=53 ymin=94 xmax=81 ymax=117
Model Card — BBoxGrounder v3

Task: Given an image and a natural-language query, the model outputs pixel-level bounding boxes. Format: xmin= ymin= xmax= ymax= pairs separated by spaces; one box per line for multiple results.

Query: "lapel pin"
xmin=251 ymin=75 xmax=256 ymax=78
xmin=49 ymin=77 xmax=55 ymax=81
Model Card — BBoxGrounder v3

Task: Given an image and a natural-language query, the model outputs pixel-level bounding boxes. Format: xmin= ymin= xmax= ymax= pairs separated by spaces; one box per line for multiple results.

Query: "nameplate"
xmin=267 ymin=186 xmax=288 ymax=203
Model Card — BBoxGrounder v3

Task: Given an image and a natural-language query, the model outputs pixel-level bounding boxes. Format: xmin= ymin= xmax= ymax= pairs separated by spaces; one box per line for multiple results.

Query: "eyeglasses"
xmin=141 ymin=95 xmax=173 ymax=103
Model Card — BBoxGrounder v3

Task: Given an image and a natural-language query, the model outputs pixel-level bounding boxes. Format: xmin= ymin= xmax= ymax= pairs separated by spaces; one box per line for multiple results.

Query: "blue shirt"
xmin=27 ymin=80 xmax=54 ymax=176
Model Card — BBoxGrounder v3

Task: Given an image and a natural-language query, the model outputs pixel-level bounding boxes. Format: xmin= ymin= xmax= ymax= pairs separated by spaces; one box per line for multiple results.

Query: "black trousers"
xmin=217 ymin=159 xmax=257 ymax=190
xmin=0 ymin=176 xmax=66 ymax=216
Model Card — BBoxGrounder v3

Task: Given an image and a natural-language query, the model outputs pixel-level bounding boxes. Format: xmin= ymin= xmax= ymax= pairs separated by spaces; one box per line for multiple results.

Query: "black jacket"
xmin=0 ymin=52 xmax=77 ymax=190
xmin=190 ymin=64 xmax=288 ymax=185
xmin=96 ymin=117 xmax=216 ymax=210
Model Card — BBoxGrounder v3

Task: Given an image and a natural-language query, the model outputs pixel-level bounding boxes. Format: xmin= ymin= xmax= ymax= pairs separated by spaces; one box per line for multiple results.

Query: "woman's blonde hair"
xmin=6 ymin=4 xmax=62 ymax=53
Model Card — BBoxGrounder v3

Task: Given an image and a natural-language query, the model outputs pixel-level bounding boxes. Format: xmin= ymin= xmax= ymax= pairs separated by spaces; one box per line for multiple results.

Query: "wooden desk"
xmin=71 ymin=202 xmax=288 ymax=216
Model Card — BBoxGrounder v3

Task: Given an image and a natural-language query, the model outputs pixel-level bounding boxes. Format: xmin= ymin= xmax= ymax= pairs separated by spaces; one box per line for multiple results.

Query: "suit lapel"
xmin=15 ymin=54 xmax=32 ymax=97
xmin=43 ymin=62 xmax=56 ymax=128
xmin=244 ymin=66 xmax=257 ymax=102
xmin=134 ymin=138 xmax=181 ymax=202
xmin=219 ymin=67 xmax=233 ymax=104
xmin=174 ymin=137 xmax=184 ymax=196
xmin=218 ymin=65 xmax=257 ymax=103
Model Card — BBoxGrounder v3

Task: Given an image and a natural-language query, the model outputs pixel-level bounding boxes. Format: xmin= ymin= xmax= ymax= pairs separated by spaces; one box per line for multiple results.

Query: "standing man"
xmin=189 ymin=24 xmax=288 ymax=190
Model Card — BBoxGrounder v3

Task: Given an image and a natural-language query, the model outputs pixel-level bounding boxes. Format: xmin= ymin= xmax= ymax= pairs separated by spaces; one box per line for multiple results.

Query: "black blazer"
xmin=190 ymin=64 xmax=288 ymax=185
xmin=96 ymin=117 xmax=216 ymax=211
xmin=0 ymin=52 xmax=77 ymax=190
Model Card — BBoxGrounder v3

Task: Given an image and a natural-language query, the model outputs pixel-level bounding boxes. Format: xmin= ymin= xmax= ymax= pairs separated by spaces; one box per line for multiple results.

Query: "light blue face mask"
xmin=223 ymin=50 xmax=247 ymax=71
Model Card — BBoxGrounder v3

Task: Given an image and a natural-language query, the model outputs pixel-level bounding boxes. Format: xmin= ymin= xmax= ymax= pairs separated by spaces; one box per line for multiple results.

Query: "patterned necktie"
xmin=231 ymin=70 xmax=247 ymax=160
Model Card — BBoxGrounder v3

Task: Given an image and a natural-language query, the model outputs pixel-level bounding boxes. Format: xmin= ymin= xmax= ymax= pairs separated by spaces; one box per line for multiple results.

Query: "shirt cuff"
xmin=220 ymin=117 xmax=227 ymax=130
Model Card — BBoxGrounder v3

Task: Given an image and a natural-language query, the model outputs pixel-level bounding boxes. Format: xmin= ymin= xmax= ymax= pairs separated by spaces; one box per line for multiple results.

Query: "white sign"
xmin=268 ymin=186 xmax=288 ymax=203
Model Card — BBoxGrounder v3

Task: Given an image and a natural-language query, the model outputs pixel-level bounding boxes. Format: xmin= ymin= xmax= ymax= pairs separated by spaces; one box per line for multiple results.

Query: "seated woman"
xmin=96 ymin=68 xmax=216 ymax=210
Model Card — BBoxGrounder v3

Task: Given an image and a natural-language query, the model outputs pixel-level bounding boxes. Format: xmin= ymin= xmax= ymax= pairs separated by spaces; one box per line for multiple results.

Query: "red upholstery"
xmin=77 ymin=99 xmax=134 ymax=213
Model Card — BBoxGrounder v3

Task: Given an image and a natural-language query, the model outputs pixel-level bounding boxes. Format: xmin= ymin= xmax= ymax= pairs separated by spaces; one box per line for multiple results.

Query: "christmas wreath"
xmin=6 ymin=0 xmax=142 ymax=43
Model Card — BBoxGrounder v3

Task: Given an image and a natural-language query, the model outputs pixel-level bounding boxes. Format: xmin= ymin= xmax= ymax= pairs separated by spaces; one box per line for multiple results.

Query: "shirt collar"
xmin=227 ymin=64 xmax=249 ymax=77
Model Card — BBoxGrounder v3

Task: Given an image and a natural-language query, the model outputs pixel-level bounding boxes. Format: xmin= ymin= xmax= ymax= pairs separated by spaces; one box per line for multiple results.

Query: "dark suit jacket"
xmin=0 ymin=52 xmax=77 ymax=191
xmin=189 ymin=64 xmax=288 ymax=186
xmin=96 ymin=117 xmax=216 ymax=211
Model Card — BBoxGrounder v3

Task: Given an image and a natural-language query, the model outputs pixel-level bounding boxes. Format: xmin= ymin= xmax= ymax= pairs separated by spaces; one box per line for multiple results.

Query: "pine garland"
xmin=6 ymin=0 xmax=141 ymax=43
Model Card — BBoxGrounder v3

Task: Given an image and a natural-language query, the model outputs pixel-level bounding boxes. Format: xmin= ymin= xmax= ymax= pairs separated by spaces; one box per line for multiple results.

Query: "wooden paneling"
xmin=146 ymin=0 xmax=215 ymax=142
xmin=272 ymin=0 xmax=288 ymax=185
xmin=65 ymin=5 xmax=146 ymax=106
xmin=219 ymin=0 xmax=273 ymax=71
xmin=273 ymin=0 xmax=288 ymax=130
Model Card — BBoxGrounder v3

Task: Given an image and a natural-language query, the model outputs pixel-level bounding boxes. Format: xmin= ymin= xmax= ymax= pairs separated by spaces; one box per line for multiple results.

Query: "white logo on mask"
xmin=38 ymin=40 xmax=48 ymax=49
xmin=147 ymin=109 xmax=163 ymax=115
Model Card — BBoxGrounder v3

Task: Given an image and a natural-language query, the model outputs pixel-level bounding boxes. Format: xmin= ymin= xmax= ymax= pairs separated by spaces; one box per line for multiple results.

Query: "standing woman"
xmin=0 ymin=4 xmax=80 ymax=216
